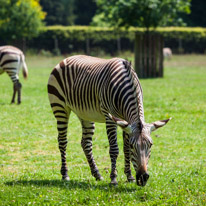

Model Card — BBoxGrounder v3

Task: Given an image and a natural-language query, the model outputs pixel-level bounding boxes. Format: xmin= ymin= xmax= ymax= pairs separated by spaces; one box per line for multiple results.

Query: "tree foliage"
xmin=93 ymin=0 xmax=191 ymax=30
xmin=40 ymin=0 xmax=75 ymax=26
xmin=0 ymin=0 xmax=45 ymax=40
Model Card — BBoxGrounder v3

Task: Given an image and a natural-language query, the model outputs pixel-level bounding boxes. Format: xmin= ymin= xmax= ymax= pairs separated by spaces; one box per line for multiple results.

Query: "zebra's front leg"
xmin=55 ymin=110 xmax=70 ymax=181
xmin=123 ymin=131 xmax=135 ymax=183
xmin=80 ymin=119 xmax=103 ymax=181
xmin=106 ymin=119 xmax=119 ymax=185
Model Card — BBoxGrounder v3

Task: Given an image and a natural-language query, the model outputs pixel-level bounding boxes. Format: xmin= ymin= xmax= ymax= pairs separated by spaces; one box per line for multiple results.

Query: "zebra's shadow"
xmin=5 ymin=179 xmax=137 ymax=192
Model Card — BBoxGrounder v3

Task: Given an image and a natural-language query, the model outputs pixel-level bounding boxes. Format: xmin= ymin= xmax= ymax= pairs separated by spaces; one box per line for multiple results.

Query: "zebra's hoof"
xmin=96 ymin=175 xmax=104 ymax=181
xmin=110 ymin=177 xmax=118 ymax=186
xmin=127 ymin=175 xmax=135 ymax=183
xmin=62 ymin=176 xmax=70 ymax=181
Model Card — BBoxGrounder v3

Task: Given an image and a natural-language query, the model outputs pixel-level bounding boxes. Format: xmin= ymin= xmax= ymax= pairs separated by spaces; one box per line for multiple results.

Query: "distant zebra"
xmin=0 ymin=46 xmax=28 ymax=104
xmin=48 ymin=55 xmax=171 ymax=186
xmin=163 ymin=47 xmax=172 ymax=60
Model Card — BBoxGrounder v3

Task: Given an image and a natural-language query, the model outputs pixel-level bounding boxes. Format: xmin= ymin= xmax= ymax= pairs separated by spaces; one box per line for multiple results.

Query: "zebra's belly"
xmin=72 ymin=109 xmax=106 ymax=123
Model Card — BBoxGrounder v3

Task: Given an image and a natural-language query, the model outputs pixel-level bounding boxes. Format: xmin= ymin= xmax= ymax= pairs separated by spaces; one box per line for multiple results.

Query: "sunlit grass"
xmin=0 ymin=54 xmax=206 ymax=205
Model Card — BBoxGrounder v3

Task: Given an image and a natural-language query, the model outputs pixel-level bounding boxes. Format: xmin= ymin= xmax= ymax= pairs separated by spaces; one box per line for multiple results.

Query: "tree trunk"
xmin=117 ymin=37 xmax=121 ymax=54
xmin=134 ymin=33 xmax=164 ymax=78
xmin=86 ymin=38 xmax=90 ymax=55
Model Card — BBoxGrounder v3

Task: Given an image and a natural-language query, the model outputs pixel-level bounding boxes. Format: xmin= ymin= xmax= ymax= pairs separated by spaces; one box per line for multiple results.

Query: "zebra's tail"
xmin=20 ymin=53 xmax=28 ymax=79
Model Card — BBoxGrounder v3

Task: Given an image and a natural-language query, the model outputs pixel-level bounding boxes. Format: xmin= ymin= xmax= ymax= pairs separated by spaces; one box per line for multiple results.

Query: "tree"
xmin=0 ymin=0 xmax=45 ymax=41
xmin=94 ymin=0 xmax=191 ymax=29
xmin=93 ymin=0 xmax=191 ymax=78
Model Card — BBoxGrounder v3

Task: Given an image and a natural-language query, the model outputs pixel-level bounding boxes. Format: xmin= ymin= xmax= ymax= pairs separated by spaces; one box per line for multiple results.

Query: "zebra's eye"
xmin=146 ymin=136 xmax=153 ymax=147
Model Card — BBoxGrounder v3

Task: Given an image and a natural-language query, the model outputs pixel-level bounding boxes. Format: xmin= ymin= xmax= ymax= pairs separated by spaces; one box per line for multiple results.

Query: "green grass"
xmin=0 ymin=54 xmax=206 ymax=205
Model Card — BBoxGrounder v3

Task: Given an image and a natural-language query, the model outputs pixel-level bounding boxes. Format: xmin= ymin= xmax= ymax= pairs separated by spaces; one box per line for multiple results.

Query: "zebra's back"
xmin=0 ymin=46 xmax=23 ymax=74
xmin=48 ymin=55 xmax=137 ymax=123
xmin=0 ymin=46 xmax=23 ymax=61
xmin=0 ymin=45 xmax=22 ymax=53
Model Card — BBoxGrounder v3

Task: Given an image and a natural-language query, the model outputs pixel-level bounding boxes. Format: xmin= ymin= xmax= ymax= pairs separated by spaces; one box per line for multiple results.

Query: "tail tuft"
xmin=21 ymin=54 xmax=28 ymax=79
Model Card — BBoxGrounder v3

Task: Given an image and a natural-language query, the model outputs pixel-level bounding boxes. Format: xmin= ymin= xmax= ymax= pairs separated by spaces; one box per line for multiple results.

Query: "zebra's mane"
xmin=123 ymin=60 xmax=145 ymax=125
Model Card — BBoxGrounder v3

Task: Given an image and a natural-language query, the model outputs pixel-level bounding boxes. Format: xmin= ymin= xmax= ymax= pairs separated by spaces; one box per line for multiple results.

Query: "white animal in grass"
xmin=163 ymin=47 xmax=172 ymax=60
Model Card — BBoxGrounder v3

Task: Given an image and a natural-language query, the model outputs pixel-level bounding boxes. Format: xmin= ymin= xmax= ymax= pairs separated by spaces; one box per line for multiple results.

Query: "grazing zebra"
xmin=48 ymin=55 xmax=171 ymax=186
xmin=0 ymin=46 xmax=28 ymax=104
xmin=163 ymin=47 xmax=172 ymax=60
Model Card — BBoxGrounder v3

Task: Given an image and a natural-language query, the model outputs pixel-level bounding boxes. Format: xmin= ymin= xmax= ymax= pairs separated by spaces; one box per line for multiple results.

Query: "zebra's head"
xmin=110 ymin=115 xmax=171 ymax=186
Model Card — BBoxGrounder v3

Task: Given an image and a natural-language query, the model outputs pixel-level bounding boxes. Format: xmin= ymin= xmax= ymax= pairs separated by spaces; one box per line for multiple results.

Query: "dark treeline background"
xmin=40 ymin=0 xmax=206 ymax=27
xmin=180 ymin=0 xmax=206 ymax=27
xmin=40 ymin=0 xmax=97 ymax=26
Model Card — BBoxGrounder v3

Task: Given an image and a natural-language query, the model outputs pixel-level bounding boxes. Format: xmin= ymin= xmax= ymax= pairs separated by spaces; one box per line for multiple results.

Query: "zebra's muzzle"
xmin=136 ymin=172 xmax=149 ymax=186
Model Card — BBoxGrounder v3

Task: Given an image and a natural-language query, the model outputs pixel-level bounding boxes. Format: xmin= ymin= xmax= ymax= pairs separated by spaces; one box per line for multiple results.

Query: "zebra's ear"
xmin=150 ymin=118 xmax=172 ymax=132
xmin=108 ymin=114 xmax=132 ymax=134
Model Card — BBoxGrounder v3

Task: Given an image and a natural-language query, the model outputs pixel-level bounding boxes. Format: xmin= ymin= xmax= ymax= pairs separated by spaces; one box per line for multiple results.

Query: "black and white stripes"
xmin=0 ymin=46 xmax=28 ymax=104
xmin=48 ymin=55 xmax=171 ymax=186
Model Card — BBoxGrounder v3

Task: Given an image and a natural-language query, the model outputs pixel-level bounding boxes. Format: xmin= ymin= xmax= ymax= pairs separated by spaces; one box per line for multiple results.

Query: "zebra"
xmin=163 ymin=47 xmax=172 ymax=60
xmin=0 ymin=45 xmax=28 ymax=104
xmin=47 ymin=55 xmax=171 ymax=186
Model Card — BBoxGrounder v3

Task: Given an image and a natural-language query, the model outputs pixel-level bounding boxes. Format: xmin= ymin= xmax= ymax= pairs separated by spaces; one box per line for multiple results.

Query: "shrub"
xmin=24 ymin=26 xmax=206 ymax=54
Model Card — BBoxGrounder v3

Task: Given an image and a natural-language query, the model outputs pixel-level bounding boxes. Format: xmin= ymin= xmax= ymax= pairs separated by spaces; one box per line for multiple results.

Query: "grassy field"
xmin=0 ymin=54 xmax=206 ymax=205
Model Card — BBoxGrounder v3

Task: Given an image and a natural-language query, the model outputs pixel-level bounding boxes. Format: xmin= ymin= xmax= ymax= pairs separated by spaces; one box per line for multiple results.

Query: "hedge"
xmin=41 ymin=26 xmax=206 ymax=40
xmin=6 ymin=26 xmax=206 ymax=54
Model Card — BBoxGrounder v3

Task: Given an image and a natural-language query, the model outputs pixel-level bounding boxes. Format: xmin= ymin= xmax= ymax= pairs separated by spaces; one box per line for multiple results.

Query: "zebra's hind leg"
xmin=17 ymin=81 xmax=22 ymax=104
xmin=123 ymin=131 xmax=135 ymax=183
xmin=80 ymin=119 xmax=103 ymax=181
xmin=106 ymin=119 xmax=119 ymax=185
xmin=11 ymin=84 xmax=17 ymax=104
xmin=11 ymin=80 xmax=22 ymax=104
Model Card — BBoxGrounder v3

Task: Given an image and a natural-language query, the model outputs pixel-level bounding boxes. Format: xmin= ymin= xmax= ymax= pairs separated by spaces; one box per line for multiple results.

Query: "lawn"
xmin=0 ymin=54 xmax=206 ymax=205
